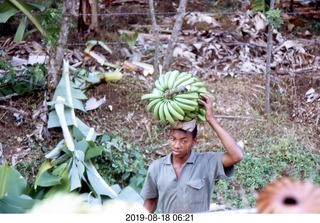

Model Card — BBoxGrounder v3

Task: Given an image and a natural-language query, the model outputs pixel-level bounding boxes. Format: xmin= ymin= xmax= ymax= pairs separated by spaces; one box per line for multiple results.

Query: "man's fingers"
xmin=200 ymin=93 xmax=212 ymax=104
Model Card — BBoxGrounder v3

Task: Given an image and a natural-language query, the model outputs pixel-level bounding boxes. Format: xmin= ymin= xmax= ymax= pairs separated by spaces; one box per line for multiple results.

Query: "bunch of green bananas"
xmin=141 ymin=70 xmax=215 ymax=125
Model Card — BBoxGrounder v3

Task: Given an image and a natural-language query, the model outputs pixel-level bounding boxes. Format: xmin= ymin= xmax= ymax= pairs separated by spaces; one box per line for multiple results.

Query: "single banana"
xmin=158 ymin=74 xmax=167 ymax=90
xmin=146 ymin=98 xmax=163 ymax=112
xmin=185 ymin=111 xmax=198 ymax=119
xmin=176 ymin=77 xmax=198 ymax=88
xmin=141 ymin=92 xmax=162 ymax=101
xmin=197 ymin=114 xmax=206 ymax=122
xmin=167 ymin=100 xmax=184 ymax=121
xmin=173 ymin=99 xmax=197 ymax=112
xmin=191 ymin=81 xmax=205 ymax=88
xmin=153 ymin=99 xmax=163 ymax=120
xmin=164 ymin=71 xmax=172 ymax=89
xmin=152 ymin=87 xmax=164 ymax=95
xmin=173 ymin=72 xmax=188 ymax=85
xmin=197 ymin=87 xmax=210 ymax=94
xmin=174 ymin=97 xmax=198 ymax=107
xmin=158 ymin=101 xmax=167 ymax=124
xmin=154 ymin=79 xmax=165 ymax=92
xmin=167 ymin=70 xmax=180 ymax=89
xmin=199 ymin=107 xmax=206 ymax=116
xmin=169 ymin=100 xmax=185 ymax=116
xmin=163 ymin=101 xmax=175 ymax=124
xmin=186 ymin=85 xmax=200 ymax=93
xmin=175 ymin=92 xmax=199 ymax=100
xmin=183 ymin=115 xmax=192 ymax=121
xmin=172 ymin=73 xmax=192 ymax=88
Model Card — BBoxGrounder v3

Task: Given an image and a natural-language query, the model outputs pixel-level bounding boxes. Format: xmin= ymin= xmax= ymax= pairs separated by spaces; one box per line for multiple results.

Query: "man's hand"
xmin=198 ymin=93 xmax=214 ymax=122
xmin=198 ymin=93 xmax=243 ymax=167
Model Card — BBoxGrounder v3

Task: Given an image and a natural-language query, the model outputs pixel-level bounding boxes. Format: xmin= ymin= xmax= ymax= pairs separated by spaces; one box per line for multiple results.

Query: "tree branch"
xmin=47 ymin=0 xmax=73 ymax=99
xmin=162 ymin=0 xmax=188 ymax=73
xmin=148 ymin=0 xmax=160 ymax=77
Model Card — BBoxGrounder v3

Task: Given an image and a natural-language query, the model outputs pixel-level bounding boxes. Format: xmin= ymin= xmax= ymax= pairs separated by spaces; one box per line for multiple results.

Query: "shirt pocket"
xmin=186 ymin=179 xmax=205 ymax=203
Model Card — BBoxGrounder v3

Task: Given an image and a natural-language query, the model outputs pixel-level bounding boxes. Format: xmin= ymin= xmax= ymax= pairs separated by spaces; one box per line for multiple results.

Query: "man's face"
xmin=169 ymin=129 xmax=197 ymax=159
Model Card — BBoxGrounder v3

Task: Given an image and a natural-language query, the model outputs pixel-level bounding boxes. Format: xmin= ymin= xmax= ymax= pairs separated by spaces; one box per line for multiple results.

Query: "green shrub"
xmin=94 ymin=132 xmax=147 ymax=190
xmin=212 ymin=136 xmax=320 ymax=209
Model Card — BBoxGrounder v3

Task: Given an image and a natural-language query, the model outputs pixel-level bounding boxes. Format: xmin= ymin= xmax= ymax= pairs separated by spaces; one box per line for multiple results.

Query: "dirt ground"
xmin=0 ymin=0 xmax=319 ymax=177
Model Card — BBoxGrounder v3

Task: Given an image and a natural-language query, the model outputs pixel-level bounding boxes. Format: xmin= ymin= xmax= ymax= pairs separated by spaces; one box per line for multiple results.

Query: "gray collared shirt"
xmin=140 ymin=150 xmax=234 ymax=213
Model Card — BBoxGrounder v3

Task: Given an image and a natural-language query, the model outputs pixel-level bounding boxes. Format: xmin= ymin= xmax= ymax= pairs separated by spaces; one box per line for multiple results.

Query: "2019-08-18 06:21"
xmin=125 ymin=213 xmax=194 ymax=222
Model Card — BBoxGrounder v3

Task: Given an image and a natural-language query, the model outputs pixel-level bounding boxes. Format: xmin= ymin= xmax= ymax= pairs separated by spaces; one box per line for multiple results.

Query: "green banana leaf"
xmin=0 ymin=0 xmax=47 ymax=42
xmin=69 ymin=157 xmax=83 ymax=191
xmin=47 ymin=60 xmax=88 ymax=129
xmin=33 ymin=171 xmax=61 ymax=187
xmin=0 ymin=194 xmax=36 ymax=213
xmin=84 ymin=160 xmax=118 ymax=198
xmin=85 ymin=141 xmax=105 ymax=160
xmin=114 ymin=185 xmax=143 ymax=205
xmin=13 ymin=15 xmax=27 ymax=42
xmin=33 ymin=160 xmax=53 ymax=189
xmin=0 ymin=0 xmax=20 ymax=23
xmin=0 ymin=162 xmax=36 ymax=213
xmin=0 ymin=162 xmax=27 ymax=196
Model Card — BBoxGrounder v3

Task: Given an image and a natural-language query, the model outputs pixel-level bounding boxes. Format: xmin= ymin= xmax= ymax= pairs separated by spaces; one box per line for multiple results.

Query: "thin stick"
xmin=0 ymin=93 xmax=19 ymax=101
xmin=148 ymin=0 xmax=160 ymax=77
xmin=0 ymin=105 xmax=29 ymax=116
xmin=215 ymin=115 xmax=265 ymax=122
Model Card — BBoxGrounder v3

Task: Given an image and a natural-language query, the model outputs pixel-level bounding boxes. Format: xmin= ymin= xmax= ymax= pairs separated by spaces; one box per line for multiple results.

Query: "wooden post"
xmin=265 ymin=0 xmax=275 ymax=115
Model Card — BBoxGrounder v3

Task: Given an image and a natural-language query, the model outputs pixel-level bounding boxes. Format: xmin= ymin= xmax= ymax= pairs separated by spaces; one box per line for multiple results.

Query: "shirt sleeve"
xmin=140 ymin=161 xmax=159 ymax=200
xmin=209 ymin=152 xmax=234 ymax=180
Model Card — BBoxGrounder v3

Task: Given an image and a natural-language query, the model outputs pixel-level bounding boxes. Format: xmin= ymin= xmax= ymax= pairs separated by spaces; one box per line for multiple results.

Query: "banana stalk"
xmin=163 ymin=85 xmax=189 ymax=99
xmin=54 ymin=96 xmax=75 ymax=152
xmin=62 ymin=60 xmax=77 ymax=127
xmin=8 ymin=0 xmax=46 ymax=38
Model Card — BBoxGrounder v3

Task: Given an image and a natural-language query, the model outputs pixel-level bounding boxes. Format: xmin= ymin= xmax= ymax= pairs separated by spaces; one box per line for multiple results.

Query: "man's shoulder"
xmin=149 ymin=155 xmax=169 ymax=166
xmin=194 ymin=151 xmax=224 ymax=160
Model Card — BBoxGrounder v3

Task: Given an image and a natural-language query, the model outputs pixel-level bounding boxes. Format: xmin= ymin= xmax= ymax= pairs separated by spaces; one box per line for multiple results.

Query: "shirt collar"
xmin=164 ymin=150 xmax=196 ymax=165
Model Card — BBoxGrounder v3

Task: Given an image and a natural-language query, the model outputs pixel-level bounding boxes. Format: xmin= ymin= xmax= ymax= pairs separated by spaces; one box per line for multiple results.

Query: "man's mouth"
xmin=172 ymin=149 xmax=180 ymax=154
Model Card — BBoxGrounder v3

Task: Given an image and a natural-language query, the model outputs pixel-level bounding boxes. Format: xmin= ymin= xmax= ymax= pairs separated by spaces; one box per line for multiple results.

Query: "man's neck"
xmin=171 ymin=151 xmax=191 ymax=166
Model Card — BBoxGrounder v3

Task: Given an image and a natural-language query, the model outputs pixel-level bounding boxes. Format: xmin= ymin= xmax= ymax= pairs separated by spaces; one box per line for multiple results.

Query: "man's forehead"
xmin=170 ymin=128 xmax=192 ymax=137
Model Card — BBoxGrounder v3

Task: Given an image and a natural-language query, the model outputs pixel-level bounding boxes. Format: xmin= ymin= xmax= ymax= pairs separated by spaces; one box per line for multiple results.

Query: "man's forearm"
xmin=208 ymin=117 xmax=243 ymax=161
xmin=143 ymin=198 xmax=158 ymax=213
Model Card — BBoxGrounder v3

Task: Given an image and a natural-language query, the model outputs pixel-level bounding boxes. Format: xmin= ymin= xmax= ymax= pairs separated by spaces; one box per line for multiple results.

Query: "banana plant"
xmin=34 ymin=59 xmax=119 ymax=201
xmin=0 ymin=162 xmax=37 ymax=213
xmin=0 ymin=0 xmax=47 ymax=42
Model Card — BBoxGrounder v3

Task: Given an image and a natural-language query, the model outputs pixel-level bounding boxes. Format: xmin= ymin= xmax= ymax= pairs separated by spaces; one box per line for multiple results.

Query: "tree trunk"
xmin=162 ymin=0 xmax=188 ymax=73
xmin=47 ymin=0 xmax=73 ymax=99
xmin=78 ymin=0 xmax=99 ymax=33
xmin=90 ymin=0 xmax=99 ymax=31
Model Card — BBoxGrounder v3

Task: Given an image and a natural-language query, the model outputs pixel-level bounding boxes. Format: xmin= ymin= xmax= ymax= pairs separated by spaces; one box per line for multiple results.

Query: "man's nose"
xmin=173 ymin=140 xmax=181 ymax=148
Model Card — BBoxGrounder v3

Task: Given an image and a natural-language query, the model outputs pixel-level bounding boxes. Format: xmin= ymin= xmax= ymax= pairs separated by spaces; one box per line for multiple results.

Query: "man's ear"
xmin=192 ymin=138 xmax=198 ymax=145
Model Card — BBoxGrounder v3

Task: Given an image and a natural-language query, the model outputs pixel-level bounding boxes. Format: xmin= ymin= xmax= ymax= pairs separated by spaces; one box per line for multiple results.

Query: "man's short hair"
xmin=191 ymin=125 xmax=198 ymax=139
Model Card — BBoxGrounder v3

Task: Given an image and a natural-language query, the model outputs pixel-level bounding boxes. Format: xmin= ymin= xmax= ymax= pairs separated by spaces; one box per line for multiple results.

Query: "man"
xmin=140 ymin=93 xmax=243 ymax=213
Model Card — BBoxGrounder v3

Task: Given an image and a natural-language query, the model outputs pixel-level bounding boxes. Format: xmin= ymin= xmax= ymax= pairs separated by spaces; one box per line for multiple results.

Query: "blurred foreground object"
xmin=28 ymin=192 xmax=148 ymax=214
xmin=256 ymin=177 xmax=320 ymax=213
